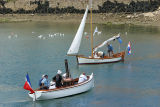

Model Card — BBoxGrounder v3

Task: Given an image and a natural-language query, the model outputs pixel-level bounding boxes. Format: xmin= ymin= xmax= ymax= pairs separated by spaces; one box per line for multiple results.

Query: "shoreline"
xmin=0 ymin=13 xmax=160 ymax=27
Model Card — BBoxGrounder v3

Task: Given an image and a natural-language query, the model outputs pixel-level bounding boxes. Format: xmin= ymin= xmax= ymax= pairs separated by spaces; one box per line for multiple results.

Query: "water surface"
xmin=0 ymin=22 xmax=160 ymax=107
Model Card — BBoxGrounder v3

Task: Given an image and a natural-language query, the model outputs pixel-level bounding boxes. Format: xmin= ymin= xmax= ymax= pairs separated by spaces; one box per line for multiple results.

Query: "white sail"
xmin=94 ymin=34 xmax=120 ymax=52
xmin=67 ymin=5 xmax=89 ymax=55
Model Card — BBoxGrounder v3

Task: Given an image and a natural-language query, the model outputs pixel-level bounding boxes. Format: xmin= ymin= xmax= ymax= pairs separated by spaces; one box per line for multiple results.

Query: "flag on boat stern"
xmin=23 ymin=73 xmax=35 ymax=93
xmin=127 ymin=41 xmax=131 ymax=55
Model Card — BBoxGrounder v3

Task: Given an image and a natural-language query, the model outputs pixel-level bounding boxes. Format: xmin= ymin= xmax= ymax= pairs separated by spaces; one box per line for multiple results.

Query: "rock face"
xmin=143 ymin=12 xmax=155 ymax=17
xmin=3 ymin=0 xmax=157 ymax=10
xmin=143 ymin=6 xmax=160 ymax=18
xmin=0 ymin=0 xmax=160 ymax=14
xmin=5 ymin=0 xmax=102 ymax=10
xmin=5 ymin=0 xmax=37 ymax=11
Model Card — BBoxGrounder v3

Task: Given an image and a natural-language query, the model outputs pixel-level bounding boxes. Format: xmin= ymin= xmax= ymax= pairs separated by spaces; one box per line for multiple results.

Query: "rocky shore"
xmin=0 ymin=8 xmax=160 ymax=27
xmin=0 ymin=0 xmax=160 ymax=27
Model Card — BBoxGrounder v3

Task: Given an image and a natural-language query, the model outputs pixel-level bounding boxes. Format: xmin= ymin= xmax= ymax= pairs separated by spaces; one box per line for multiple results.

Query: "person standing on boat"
xmin=52 ymin=70 xmax=63 ymax=88
xmin=107 ymin=43 xmax=113 ymax=57
xmin=40 ymin=75 xmax=49 ymax=89
xmin=78 ymin=72 xmax=87 ymax=83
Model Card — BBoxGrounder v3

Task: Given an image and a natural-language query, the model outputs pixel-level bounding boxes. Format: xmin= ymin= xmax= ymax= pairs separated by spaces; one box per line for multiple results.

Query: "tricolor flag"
xmin=127 ymin=41 xmax=131 ymax=55
xmin=23 ymin=73 xmax=35 ymax=93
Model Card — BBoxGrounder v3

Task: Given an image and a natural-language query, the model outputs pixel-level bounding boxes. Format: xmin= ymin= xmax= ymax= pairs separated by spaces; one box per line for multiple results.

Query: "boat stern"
xmin=120 ymin=51 xmax=125 ymax=61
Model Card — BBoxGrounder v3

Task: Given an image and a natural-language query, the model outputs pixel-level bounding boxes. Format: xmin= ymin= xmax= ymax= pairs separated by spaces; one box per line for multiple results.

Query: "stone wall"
xmin=5 ymin=0 xmax=37 ymax=10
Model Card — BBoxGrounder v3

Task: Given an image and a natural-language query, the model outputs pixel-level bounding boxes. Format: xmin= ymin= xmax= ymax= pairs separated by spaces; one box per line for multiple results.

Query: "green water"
xmin=0 ymin=22 xmax=160 ymax=107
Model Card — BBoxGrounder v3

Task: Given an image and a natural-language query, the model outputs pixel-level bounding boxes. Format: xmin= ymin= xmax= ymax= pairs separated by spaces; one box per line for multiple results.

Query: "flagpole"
xmin=33 ymin=93 xmax=36 ymax=101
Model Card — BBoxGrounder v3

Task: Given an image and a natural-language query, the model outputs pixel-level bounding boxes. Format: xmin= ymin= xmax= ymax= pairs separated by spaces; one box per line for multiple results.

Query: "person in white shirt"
xmin=62 ymin=73 xmax=67 ymax=79
xmin=49 ymin=80 xmax=56 ymax=89
xmin=93 ymin=51 xmax=100 ymax=58
xmin=78 ymin=72 xmax=87 ymax=83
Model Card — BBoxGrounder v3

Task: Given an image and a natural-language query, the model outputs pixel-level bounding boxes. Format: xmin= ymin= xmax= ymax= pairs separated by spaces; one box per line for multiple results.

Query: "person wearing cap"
xmin=78 ymin=72 xmax=87 ymax=83
xmin=38 ymin=74 xmax=45 ymax=87
xmin=52 ymin=70 xmax=63 ymax=88
xmin=40 ymin=75 xmax=49 ymax=89
xmin=49 ymin=80 xmax=56 ymax=89
xmin=62 ymin=73 xmax=67 ymax=79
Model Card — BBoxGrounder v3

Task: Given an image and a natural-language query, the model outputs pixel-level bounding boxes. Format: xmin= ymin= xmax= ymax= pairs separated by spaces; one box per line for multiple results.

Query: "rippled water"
xmin=0 ymin=22 xmax=160 ymax=107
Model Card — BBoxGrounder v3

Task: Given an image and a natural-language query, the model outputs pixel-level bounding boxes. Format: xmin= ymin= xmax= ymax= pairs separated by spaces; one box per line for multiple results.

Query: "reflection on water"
xmin=0 ymin=22 xmax=160 ymax=107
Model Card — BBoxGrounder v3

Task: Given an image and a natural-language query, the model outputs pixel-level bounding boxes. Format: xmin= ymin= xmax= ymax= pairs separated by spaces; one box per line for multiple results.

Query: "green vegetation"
xmin=0 ymin=18 xmax=10 ymax=22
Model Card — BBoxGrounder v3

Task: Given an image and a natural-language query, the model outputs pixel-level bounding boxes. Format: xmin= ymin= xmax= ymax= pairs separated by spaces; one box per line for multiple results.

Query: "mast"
xmin=90 ymin=1 xmax=93 ymax=58
xmin=65 ymin=59 xmax=70 ymax=78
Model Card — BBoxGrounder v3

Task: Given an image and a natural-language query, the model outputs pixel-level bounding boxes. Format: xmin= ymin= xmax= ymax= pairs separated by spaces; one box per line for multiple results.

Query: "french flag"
xmin=127 ymin=41 xmax=131 ymax=55
xmin=23 ymin=73 xmax=35 ymax=94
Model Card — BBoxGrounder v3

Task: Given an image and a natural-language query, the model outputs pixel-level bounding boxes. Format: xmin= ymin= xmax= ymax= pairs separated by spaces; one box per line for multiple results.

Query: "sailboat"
xmin=67 ymin=4 xmax=125 ymax=65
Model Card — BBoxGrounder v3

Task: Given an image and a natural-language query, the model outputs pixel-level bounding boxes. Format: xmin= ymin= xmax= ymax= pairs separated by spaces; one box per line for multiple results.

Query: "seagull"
xmin=125 ymin=32 xmax=128 ymax=36
xmin=98 ymin=31 xmax=102 ymax=35
xmin=54 ymin=33 xmax=57 ymax=36
xmin=48 ymin=34 xmax=51 ymax=37
xmin=50 ymin=34 xmax=54 ymax=38
xmin=60 ymin=33 xmax=65 ymax=37
xmin=84 ymin=32 xmax=87 ymax=35
xmin=8 ymin=35 xmax=11 ymax=39
xmin=38 ymin=35 xmax=43 ymax=39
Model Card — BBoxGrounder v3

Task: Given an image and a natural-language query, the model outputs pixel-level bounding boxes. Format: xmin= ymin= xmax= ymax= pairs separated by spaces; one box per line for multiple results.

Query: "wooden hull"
xmin=77 ymin=51 xmax=125 ymax=65
xmin=28 ymin=73 xmax=94 ymax=101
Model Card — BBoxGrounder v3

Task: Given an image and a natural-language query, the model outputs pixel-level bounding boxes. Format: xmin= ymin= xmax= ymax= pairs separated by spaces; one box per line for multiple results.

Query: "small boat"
xmin=26 ymin=59 xmax=94 ymax=101
xmin=77 ymin=52 xmax=125 ymax=65
xmin=28 ymin=73 xmax=94 ymax=101
xmin=67 ymin=4 xmax=125 ymax=65
xmin=77 ymin=34 xmax=125 ymax=64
